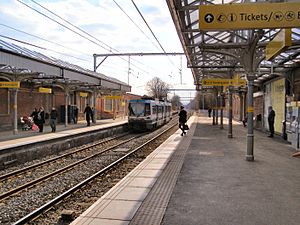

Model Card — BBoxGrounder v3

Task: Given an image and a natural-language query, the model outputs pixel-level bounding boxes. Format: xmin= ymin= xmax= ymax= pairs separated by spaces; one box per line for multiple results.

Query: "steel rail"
xmin=0 ymin=135 xmax=139 ymax=201
xmin=0 ymin=133 xmax=129 ymax=181
xmin=12 ymin=123 xmax=177 ymax=225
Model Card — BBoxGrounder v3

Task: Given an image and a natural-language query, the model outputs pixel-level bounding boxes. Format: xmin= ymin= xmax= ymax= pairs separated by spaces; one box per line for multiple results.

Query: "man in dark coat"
xmin=74 ymin=106 xmax=78 ymax=124
xmin=268 ymin=106 xmax=275 ymax=137
xmin=208 ymin=107 xmax=212 ymax=117
xmin=37 ymin=107 xmax=45 ymax=132
xmin=31 ymin=108 xmax=38 ymax=125
xmin=178 ymin=106 xmax=187 ymax=136
xmin=49 ymin=107 xmax=58 ymax=132
xmin=84 ymin=104 xmax=93 ymax=126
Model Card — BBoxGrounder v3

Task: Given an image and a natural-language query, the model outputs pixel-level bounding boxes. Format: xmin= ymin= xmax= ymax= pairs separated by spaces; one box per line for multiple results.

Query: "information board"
xmin=199 ymin=2 xmax=300 ymax=30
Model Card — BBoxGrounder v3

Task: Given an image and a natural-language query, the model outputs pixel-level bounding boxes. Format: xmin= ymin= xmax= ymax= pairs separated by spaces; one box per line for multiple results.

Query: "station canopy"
xmin=0 ymin=39 xmax=131 ymax=93
xmin=167 ymin=0 xmax=300 ymax=90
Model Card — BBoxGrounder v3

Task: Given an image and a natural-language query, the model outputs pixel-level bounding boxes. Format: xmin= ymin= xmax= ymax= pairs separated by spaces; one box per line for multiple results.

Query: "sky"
xmin=0 ymin=0 xmax=196 ymax=103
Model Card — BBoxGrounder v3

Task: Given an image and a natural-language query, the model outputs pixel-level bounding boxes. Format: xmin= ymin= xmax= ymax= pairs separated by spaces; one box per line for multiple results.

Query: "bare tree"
xmin=146 ymin=77 xmax=170 ymax=100
xmin=171 ymin=95 xmax=182 ymax=110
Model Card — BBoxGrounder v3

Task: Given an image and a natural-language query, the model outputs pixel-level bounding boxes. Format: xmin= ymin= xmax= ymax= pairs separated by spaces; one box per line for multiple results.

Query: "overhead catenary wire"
xmin=112 ymin=0 xmax=161 ymax=52
xmin=27 ymin=0 xmax=152 ymax=73
xmin=130 ymin=0 xmax=178 ymax=72
xmin=130 ymin=0 xmax=166 ymax=53
xmin=16 ymin=0 xmax=149 ymax=75
xmin=0 ymin=24 xmax=136 ymax=74
xmin=0 ymin=23 xmax=90 ymax=58
xmin=16 ymin=0 xmax=109 ymax=51
xmin=0 ymin=34 xmax=91 ymax=62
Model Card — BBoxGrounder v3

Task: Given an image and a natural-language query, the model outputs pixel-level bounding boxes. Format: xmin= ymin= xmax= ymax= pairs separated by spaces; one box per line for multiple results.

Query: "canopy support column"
xmin=246 ymin=78 xmax=255 ymax=161
xmin=228 ymin=87 xmax=233 ymax=138
xmin=12 ymin=89 xmax=18 ymax=135
xmin=220 ymin=91 xmax=224 ymax=129
xmin=239 ymin=92 xmax=244 ymax=121
xmin=64 ymin=92 xmax=69 ymax=127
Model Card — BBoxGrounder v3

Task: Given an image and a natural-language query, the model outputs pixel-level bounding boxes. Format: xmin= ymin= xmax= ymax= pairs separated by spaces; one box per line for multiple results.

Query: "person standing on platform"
xmin=74 ymin=106 xmax=78 ymax=124
xmin=91 ymin=107 xmax=95 ymax=124
xmin=84 ymin=104 xmax=92 ymax=126
xmin=243 ymin=113 xmax=248 ymax=127
xmin=268 ymin=106 xmax=276 ymax=137
xmin=178 ymin=105 xmax=187 ymax=136
xmin=49 ymin=107 xmax=58 ymax=132
xmin=31 ymin=108 xmax=38 ymax=126
xmin=208 ymin=107 xmax=212 ymax=117
xmin=37 ymin=107 xmax=45 ymax=132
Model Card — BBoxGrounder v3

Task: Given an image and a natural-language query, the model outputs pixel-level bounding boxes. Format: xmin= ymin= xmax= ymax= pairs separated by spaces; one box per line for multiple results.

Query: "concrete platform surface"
xmin=71 ymin=114 xmax=300 ymax=225
xmin=0 ymin=117 xmax=127 ymax=150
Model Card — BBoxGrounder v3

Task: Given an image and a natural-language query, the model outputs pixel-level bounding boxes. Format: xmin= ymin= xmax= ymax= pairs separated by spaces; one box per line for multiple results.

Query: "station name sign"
xmin=199 ymin=2 xmax=300 ymax=30
xmin=105 ymin=95 xmax=122 ymax=100
xmin=39 ymin=87 xmax=52 ymax=93
xmin=80 ymin=92 xmax=88 ymax=97
xmin=0 ymin=81 xmax=20 ymax=88
xmin=202 ymin=78 xmax=246 ymax=86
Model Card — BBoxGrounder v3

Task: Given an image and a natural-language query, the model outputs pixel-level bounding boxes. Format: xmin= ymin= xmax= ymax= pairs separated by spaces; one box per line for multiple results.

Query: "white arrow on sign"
xmin=204 ymin=14 xmax=214 ymax=23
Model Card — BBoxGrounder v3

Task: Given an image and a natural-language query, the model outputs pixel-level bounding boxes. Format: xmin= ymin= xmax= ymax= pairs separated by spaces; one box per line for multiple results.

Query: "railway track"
xmin=0 ymin=133 xmax=137 ymax=201
xmin=0 ymin=120 xmax=179 ymax=224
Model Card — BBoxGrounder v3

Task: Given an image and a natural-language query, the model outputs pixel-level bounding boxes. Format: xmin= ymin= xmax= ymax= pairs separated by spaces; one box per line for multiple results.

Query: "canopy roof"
xmin=167 ymin=0 xmax=300 ymax=89
xmin=0 ymin=39 xmax=131 ymax=92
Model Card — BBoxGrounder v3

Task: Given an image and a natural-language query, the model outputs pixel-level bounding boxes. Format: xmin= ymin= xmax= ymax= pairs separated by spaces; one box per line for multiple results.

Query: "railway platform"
xmin=0 ymin=117 xmax=127 ymax=149
xmin=0 ymin=117 xmax=128 ymax=168
xmin=71 ymin=113 xmax=300 ymax=225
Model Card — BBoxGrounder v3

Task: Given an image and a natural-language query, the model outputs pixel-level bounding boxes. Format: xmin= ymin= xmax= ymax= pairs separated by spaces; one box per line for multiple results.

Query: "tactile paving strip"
xmin=129 ymin=117 xmax=197 ymax=225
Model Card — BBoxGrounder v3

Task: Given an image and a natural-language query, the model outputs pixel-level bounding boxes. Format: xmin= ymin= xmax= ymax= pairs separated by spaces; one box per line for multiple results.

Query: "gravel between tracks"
xmin=0 ymin=121 xmax=178 ymax=225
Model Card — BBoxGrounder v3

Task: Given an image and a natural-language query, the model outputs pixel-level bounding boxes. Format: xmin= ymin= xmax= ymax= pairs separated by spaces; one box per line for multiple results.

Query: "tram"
xmin=128 ymin=98 xmax=172 ymax=131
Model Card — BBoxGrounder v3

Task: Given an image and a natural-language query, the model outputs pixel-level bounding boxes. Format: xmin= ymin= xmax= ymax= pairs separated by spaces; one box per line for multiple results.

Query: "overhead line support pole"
xmin=93 ymin=52 xmax=185 ymax=57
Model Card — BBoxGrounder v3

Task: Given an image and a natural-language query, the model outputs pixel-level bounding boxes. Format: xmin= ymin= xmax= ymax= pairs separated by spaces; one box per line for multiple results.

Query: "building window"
xmin=105 ymin=99 xmax=113 ymax=111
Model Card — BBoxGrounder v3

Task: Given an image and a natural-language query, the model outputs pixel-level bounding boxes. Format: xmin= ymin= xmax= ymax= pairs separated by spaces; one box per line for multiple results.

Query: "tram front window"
xmin=145 ymin=103 xmax=150 ymax=116
xmin=129 ymin=103 xmax=145 ymax=117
